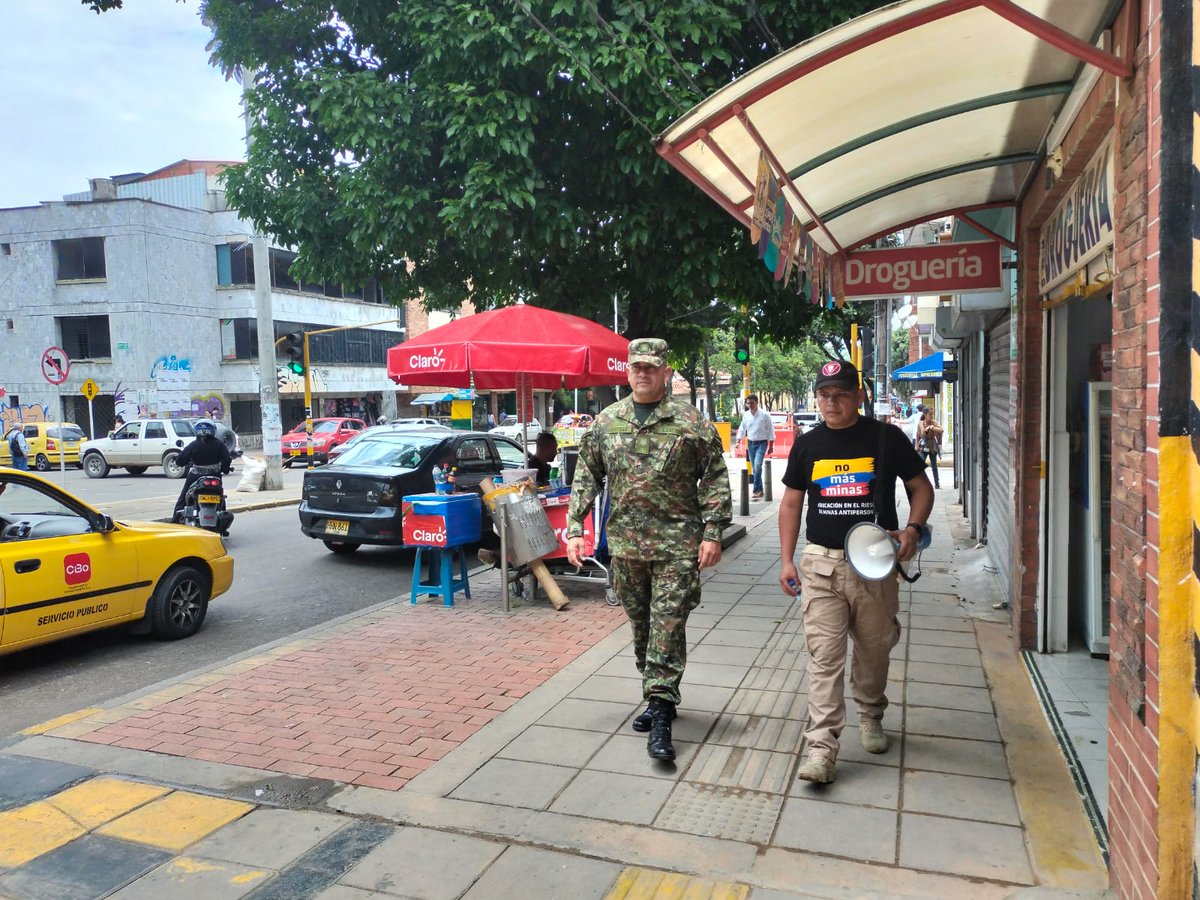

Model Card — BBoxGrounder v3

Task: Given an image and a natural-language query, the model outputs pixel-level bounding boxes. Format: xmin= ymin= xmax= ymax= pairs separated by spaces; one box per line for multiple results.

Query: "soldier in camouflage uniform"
xmin=566 ymin=338 xmax=732 ymax=761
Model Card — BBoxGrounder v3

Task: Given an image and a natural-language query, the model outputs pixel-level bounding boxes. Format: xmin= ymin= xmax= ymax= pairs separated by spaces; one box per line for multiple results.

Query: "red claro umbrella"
xmin=387 ymin=301 xmax=630 ymax=390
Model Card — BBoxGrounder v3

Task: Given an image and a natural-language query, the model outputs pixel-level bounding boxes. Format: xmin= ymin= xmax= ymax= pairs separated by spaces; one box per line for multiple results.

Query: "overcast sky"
xmin=0 ymin=2 xmax=246 ymax=209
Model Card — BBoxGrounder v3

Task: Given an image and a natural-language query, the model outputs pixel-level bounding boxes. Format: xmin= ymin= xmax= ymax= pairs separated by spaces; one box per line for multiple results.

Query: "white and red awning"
xmin=656 ymin=0 xmax=1128 ymax=257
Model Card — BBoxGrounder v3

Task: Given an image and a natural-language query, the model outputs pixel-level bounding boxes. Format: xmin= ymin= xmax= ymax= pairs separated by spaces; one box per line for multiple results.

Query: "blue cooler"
xmin=402 ymin=492 xmax=482 ymax=548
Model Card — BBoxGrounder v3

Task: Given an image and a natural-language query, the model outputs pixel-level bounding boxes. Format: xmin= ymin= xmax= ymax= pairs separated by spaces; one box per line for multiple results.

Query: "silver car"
xmin=80 ymin=418 xmax=197 ymax=478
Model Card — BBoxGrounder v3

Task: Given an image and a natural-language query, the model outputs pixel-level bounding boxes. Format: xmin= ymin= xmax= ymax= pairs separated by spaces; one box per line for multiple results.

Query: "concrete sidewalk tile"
xmin=462 ymin=845 xmax=622 ymax=900
xmin=314 ymin=887 xmax=374 ymax=900
xmin=19 ymin=708 xmax=104 ymax=736
xmin=187 ymin=808 xmax=347 ymax=869
xmin=245 ymin=821 xmax=395 ymax=900
xmin=699 ymin=629 xmax=774 ymax=649
xmin=537 ymin=698 xmax=632 ymax=733
xmin=594 ymin=658 xmax=642 ymax=679
xmin=907 ymin=644 xmax=981 ymax=667
xmin=97 ymin=791 xmax=253 ymax=852
xmin=902 ymin=733 xmax=1011 ymax=779
xmin=906 ymin=661 xmax=987 ymax=688
xmin=707 ymin=714 xmax=804 ymax=752
xmin=677 ymin=684 xmax=737 ymax=713
xmin=905 ymin=681 xmax=995 ymax=714
xmin=905 ymin=706 xmax=1001 ymax=742
xmin=550 ymin=770 xmax=674 ymax=824
xmin=740 ymin=668 xmax=804 ymax=693
xmin=716 ymin=616 xmax=781 ymax=633
xmin=688 ymin=645 xmax=763 ymax=667
xmin=903 ymin=770 xmax=1021 ymax=825
xmin=655 ymin=781 xmax=783 ymax=844
xmin=588 ymin=734 xmax=700 ymax=778
xmin=774 ymin=797 xmax=897 ymax=864
xmin=835 ymin=725 xmax=900 ymax=766
xmin=0 ymin=754 xmax=94 ymax=812
xmin=686 ymin=745 xmax=794 ymax=793
xmin=909 ymin=614 xmax=973 ymax=632
xmin=604 ymin=866 xmax=750 ymax=899
xmin=497 ymin=724 xmax=609 ymax=766
xmin=899 ymin=812 xmax=1033 ymax=884
xmin=679 ymin=663 xmax=750 ymax=688
xmin=0 ymin=834 xmax=171 ymax=900
xmin=726 ymin=603 xmax=790 ymax=618
xmin=569 ymin=676 xmax=642 ymax=705
xmin=725 ymin=689 xmax=807 ymax=721
xmin=0 ymin=801 xmax=87 ymax=867
xmin=448 ymin=758 xmax=575 ymax=809
xmin=337 ymin=826 xmax=505 ymax=899
xmin=44 ymin=778 xmax=171 ymax=830
xmin=792 ymin=761 xmax=900 ymax=809
xmin=107 ymin=855 xmax=272 ymax=899
xmin=670 ymin=709 xmax=720 ymax=743
xmin=906 ymin=628 xmax=979 ymax=649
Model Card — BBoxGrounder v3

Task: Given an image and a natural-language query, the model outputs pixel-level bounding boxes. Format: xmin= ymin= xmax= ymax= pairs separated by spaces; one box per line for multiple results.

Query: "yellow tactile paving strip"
xmin=44 ymin=777 xmax=171 ymax=830
xmin=0 ymin=802 xmax=87 ymax=867
xmin=605 ymin=866 xmax=751 ymax=899
xmin=0 ymin=777 xmax=253 ymax=871
xmin=96 ymin=790 xmax=253 ymax=852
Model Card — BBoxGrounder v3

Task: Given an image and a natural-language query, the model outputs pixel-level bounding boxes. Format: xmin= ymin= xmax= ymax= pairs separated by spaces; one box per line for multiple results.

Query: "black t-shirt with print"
xmin=781 ymin=416 xmax=926 ymax=549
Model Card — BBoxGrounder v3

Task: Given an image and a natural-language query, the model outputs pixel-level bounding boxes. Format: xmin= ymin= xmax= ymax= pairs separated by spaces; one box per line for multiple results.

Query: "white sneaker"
xmin=859 ymin=716 xmax=888 ymax=754
xmin=797 ymin=750 xmax=836 ymax=784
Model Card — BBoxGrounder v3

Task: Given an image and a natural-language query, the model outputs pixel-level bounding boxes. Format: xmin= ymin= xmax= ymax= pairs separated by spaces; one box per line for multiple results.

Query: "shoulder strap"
xmin=874 ymin=418 xmax=887 ymax=525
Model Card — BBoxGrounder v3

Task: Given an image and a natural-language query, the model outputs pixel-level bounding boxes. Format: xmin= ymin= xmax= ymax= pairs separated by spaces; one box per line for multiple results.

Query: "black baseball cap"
xmin=813 ymin=359 xmax=859 ymax=391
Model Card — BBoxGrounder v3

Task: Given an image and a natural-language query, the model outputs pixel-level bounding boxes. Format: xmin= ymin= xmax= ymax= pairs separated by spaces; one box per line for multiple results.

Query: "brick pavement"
xmin=49 ymin=594 xmax=626 ymax=791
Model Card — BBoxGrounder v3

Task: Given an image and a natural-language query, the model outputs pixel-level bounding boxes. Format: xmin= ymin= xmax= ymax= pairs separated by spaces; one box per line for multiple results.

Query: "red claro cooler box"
xmin=402 ymin=493 xmax=482 ymax=548
xmin=539 ymin=491 xmax=594 ymax=559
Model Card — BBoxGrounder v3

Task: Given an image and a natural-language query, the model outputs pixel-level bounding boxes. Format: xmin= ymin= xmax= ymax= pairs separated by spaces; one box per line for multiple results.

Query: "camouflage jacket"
xmin=567 ymin=393 xmax=732 ymax=560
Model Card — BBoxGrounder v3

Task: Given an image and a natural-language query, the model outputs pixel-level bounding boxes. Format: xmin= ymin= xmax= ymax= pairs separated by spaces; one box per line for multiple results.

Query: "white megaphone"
xmin=844 ymin=521 xmax=932 ymax=582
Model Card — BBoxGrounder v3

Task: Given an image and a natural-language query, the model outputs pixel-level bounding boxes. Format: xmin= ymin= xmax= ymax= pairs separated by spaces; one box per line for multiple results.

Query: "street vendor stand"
xmin=386 ymin=301 xmax=629 ymax=610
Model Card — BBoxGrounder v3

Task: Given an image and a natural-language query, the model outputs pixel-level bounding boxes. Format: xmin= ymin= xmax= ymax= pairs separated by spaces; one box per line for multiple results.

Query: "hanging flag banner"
xmin=750 ymin=153 xmax=773 ymax=243
xmin=840 ymin=240 xmax=1002 ymax=301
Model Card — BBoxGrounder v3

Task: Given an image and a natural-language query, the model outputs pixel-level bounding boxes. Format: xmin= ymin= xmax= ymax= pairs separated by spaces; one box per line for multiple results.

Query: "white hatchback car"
xmin=490 ymin=418 xmax=542 ymax=440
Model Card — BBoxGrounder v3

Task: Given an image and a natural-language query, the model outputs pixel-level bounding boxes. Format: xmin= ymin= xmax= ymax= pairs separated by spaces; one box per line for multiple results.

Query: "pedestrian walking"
xmin=777 ymin=360 xmax=934 ymax=784
xmin=916 ymin=407 xmax=943 ymax=488
xmin=734 ymin=394 xmax=774 ymax=499
xmin=6 ymin=426 xmax=30 ymax=470
xmin=567 ymin=338 xmax=732 ymax=762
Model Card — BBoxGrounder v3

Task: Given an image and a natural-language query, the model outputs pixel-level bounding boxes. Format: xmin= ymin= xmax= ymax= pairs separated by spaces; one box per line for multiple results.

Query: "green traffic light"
xmin=287 ymin=361 xmax=306 ymax=375
xmin=734 ymin=349 xmax=749 ymax=364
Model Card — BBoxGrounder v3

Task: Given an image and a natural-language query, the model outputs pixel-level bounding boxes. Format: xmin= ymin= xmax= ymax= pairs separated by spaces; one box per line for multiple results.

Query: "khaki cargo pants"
xmin=798 ymin=547 xmax=901 ymax=758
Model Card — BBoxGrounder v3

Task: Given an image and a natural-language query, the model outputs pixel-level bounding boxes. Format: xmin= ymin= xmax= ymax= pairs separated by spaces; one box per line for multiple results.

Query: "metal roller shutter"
xmin=985 ymin=316 xmax=1013 ymax=601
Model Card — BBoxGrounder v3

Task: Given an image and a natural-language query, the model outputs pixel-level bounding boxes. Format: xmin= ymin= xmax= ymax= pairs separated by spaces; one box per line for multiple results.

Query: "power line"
xmin=582 ymin=0 xmax=688 ymax=115
xmin=512 ymin=0 xmax=655 ymax=137
xmin=626 ymin=1 xmax=704 ymax=98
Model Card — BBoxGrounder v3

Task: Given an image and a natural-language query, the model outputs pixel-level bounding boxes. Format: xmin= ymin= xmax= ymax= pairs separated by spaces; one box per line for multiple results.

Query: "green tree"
xmin=196 ymin=0 xmax=891 ymax=344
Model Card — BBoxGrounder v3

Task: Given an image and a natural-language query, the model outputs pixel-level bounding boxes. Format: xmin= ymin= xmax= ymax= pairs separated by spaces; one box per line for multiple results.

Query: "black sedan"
xmin=298 ymin=429 xmax=528 ymax=554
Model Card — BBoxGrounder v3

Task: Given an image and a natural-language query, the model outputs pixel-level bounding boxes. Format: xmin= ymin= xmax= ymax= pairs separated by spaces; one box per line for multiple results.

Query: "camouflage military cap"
xmin=628 ymin=337 xmax=669 ymax=367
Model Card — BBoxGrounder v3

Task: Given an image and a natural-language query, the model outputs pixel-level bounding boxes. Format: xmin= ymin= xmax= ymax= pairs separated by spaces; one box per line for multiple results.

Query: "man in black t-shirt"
xmin=778 ymin=360 xmax=933 ymax=785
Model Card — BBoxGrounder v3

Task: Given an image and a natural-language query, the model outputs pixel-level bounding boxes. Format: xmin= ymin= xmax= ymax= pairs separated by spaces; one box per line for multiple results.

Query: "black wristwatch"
xmin=905 ymin=522 xmax=929 ymax=541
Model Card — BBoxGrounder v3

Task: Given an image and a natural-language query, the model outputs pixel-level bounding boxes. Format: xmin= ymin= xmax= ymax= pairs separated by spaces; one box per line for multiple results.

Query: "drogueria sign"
xmin=841 ymin=241 xmax=1002 ymax=301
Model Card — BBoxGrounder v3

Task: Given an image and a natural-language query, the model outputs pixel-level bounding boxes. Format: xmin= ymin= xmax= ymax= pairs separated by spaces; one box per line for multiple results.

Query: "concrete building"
xmin=0 ymin=160 xmax=407 ymax=440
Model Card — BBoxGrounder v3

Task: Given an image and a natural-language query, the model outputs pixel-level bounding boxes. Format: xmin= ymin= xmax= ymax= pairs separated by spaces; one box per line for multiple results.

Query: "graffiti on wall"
xmin=150 ymin=354 xmax=192 ymax=415
xmin=1 ymin=403 xmax=51 ymax=431
xmin=278 ymin=367 xmax=327 ymax=394
xmin=114 ymin=380 xmax=225 ymax=421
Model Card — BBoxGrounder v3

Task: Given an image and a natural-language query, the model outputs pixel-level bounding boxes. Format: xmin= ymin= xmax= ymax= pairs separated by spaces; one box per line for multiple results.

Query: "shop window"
xmin=54 ymin=237 xmax=106 ymax=281
xmin=57 ymin=315 xmax=111 ymax=359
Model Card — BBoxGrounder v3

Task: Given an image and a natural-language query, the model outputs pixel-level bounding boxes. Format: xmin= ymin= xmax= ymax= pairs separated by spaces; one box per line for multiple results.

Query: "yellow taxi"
xmin=0 ymin=421 xmax=87 ymax=470
xmin=0 ymin=469 xmax=234 ymax=656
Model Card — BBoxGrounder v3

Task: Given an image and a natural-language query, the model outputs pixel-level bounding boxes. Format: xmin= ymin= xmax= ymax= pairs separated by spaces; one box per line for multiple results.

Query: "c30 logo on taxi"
xmin=64 ymin=552 xmax=91 ymax=585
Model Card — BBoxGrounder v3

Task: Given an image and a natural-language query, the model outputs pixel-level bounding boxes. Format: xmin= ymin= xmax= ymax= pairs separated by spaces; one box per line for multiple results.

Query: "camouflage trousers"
xmin=612 ymin=555 xmax=703 ymax=706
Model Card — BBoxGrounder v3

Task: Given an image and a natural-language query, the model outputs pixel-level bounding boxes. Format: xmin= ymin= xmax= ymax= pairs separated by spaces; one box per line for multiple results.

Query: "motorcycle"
xmin=174 ymin=463 xmax=233 ymax=535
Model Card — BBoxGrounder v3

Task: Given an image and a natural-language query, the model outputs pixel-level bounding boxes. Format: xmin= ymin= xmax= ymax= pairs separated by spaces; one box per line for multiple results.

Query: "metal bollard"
xmin=739 ymin=468 xmax=750 ymax=517
xmin=764 ymin=459 xmax=773 ymax=502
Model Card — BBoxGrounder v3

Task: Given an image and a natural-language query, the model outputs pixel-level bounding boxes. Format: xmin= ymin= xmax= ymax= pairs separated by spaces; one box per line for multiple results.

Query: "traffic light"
xmin=281 ymin=331 xmax=305 ymax=376
xmin=734 ymin=334 xmax=750 ymax=365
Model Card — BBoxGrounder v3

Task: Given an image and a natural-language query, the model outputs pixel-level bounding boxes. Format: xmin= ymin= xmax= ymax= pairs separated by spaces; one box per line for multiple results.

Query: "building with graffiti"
xmin=0 ymin=160 xmax=406 ymax=438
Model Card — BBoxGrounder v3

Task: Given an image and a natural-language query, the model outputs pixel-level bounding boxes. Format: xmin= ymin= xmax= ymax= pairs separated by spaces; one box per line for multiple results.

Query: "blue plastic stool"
xmin=410 ymin=545 xmax=471 ymax=607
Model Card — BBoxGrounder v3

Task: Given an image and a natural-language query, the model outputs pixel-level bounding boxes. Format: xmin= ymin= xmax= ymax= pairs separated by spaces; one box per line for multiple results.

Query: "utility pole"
xmin=241 ymin=73 xmax=284 ymax=490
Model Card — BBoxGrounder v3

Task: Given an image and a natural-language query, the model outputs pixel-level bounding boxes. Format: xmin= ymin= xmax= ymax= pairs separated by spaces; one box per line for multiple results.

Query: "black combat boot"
xmin=632 ymin=701 xmax=677 ymax=733
xmin=646 ymin=697 xmax=676 ymax=761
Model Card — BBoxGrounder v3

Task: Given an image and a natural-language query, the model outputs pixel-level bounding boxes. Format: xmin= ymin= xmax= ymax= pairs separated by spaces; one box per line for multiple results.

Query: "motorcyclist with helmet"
xmin=173 ymin=420 xmax=233 ymax=519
